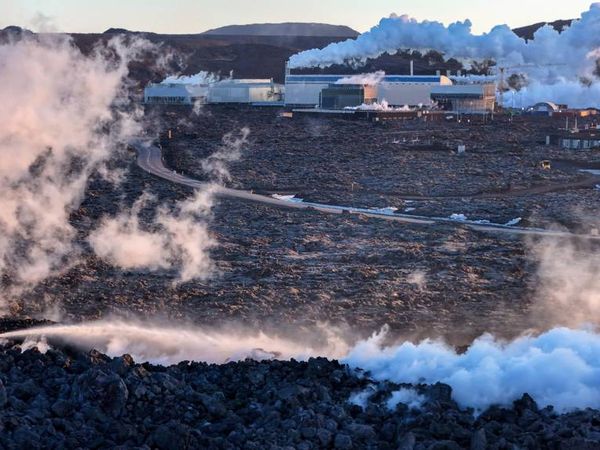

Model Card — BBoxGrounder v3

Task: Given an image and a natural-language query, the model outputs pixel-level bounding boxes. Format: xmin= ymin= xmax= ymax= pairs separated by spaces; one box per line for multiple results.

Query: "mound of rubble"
xmin=1 ymin=343 xmax=599 ymax=449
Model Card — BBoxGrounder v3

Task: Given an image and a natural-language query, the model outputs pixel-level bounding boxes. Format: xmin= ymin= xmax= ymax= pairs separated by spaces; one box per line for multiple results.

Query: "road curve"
xmin=131 ymin=140 xmax=600 ymax=240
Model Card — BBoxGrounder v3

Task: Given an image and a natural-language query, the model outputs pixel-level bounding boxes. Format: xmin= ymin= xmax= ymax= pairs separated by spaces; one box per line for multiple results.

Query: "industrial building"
xmin=285 ymin=74 xmax=453 ymax=108
xmin=549 ymin=130 xmax=600 ymax=149
xmin=144 ymin=83 xmax=209 ymax=105
xmin=319 ymin=84 xmax=377 ymax=109
xmin=144 ymin=79 xmax=283 ymax=105
xmin=430 ymin=84 xmax=496 ymax=114
xmin=207 ymin=79 xmax=283 ymax=104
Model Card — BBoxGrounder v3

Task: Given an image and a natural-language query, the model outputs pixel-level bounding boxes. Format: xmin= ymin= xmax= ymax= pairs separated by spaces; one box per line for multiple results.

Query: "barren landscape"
xmin=5 ymin=106 xmax=597 ymax=348
xmin=3 ymin=3 xmax=600 ymax=448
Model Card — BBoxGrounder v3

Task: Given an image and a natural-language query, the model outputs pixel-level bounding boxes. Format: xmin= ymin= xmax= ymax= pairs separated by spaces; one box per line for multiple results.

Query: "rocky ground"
xmin=1 ymin=343 xmax=600 ymax=450
xmin=163 ymin=106 xmax=600 ymax=230
xmin=7 ymin=106 xmax=600 ymax=345
xmin=2 ymin=107 xmax=600 ymax=448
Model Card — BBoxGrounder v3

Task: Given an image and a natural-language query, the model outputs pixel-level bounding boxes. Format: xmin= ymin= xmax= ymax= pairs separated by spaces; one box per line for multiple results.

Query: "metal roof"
xmin=285 ymin=75 xmax=445 ymax=84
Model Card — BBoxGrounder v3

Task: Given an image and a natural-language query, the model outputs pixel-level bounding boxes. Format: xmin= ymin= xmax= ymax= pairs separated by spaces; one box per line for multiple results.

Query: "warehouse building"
xmin=319 ymin=84 xmax=377 ymax=109
xmin=144 ymin=79 xmax=283 ymax=105
xmin=430 ymin=84 xmax=496 ymax=114
xmin=144 ymin=83 xmax=209 ymax=105
xmin=208 ymin=79 xmax=284 ymax=104
xmin=285 ymin=74 xmax=453 ymax=108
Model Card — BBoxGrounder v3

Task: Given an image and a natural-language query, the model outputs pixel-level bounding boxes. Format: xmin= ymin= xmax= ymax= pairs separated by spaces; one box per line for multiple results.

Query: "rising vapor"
xmin=0 ymin=34 xmax=151 ymax=303
xmin=289 ymin=3 xmax=600 ymax=107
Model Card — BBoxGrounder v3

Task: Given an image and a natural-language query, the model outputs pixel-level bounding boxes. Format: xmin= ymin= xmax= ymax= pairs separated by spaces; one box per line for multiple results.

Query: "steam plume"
xmin=289 ymin=4 xmax=600 ymax=107
xmin=88 ymin=189 xmax=216 ymax=282
xmin=0 ymin=34 xmax=151 ymax=302
xmin=89 ymin=127 xmax=249 ymax=282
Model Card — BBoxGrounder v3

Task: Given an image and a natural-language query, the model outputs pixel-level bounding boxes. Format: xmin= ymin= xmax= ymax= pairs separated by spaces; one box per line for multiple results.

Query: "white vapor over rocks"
xmin=202 ymin=127 xmax=250 ymax=183
xmin=387 ymin=388 xmax=425 ymax=411
xmin=89 ymin=126 xmax=249 ymax=282
xmin=0 ymin=321 xmax=350 ymax=366
xmin=7 ymin=320 xmax=600 ymax=412
xmin=289 ymin=4 xmax=600 ymax=107
xmin=529 ymin=236 xmax=600 ymax=327
xmin=0 ymin=34 xmax=152 ymax=302
xmin=344 ymin=326 xmax=600 ymax=412
xmin=89 ymin=188 xmax=217 ymax=283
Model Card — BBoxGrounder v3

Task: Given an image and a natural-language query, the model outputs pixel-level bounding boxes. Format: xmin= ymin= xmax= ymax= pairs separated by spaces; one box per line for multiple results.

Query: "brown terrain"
xmin=5 ymin=105 xmax=598 ymax=347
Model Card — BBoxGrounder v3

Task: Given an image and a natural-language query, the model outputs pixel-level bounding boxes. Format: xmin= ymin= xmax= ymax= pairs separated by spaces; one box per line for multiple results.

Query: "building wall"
xmin=144 ymin=84 xmax=208 ymax=105
xmin=284 ymin=75 xmax=452 ymax=107
xmin=285 ymin=83 xmax=327 ymax=107
xmin=377 ymin=83 xmax=434 ymax=107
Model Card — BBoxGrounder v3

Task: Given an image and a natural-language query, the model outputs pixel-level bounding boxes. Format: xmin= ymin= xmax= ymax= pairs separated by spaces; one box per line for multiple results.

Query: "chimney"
xmin=410 ymin=60 xmax=414 ymax=76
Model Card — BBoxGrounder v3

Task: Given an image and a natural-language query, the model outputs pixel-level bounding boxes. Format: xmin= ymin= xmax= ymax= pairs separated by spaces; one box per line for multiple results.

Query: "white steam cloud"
xmin=88 ymin=189 xmax=216 ymax=283
xmin=289 ymin=4 xmax=600 ymax=107
xmin=345 ymin=326 xmax=600 ymax=413
xmin=161 ymin=70 xmax=222 ymax=85
xmin=6 ymin=322 xmax=600 ymax=412
xmin=0 ymin=321 xmax=350 ymax=366
xmin=201 ymin=127 xmax=250 ymax=183
xmin=89 ymin=127 xmax=249 ymax=282
xmin=335 ymin=71 xmax=386 ymax=85
xmin=0 ymin=34 xmax=151 ymax=301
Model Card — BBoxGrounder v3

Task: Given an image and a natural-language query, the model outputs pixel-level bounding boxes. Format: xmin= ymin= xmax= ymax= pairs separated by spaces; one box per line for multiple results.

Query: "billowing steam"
xmin=88 ymin=189 xmax=216 ymax=283
xmin=5 ymin=322 xmax=600 ymax=412
xmin=201 ymin=127 xmax=250 ymax=183
xmin=161 ymin=70 xmax=225 ymax=85
xmin=345 ymin=326 xmax=600 ymax=413
xmin=530 ymin=236 xmax=600 ymax=328
xmin=289 ymin=4 xmax=600 ymax=107
xmin=89 ymin=127 xmax=249 ymax=281
xmin=0 ymin=34 xmax=150 ymax=302
xmin=0 ymin=321 xmax=350 ymax=366
xmin=335 ymin=71 xmax=386 ymax=85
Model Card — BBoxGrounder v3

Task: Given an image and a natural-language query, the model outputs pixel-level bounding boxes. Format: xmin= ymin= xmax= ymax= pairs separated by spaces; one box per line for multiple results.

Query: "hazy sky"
xmin=1 ymin=0 xmax=595 ymax=34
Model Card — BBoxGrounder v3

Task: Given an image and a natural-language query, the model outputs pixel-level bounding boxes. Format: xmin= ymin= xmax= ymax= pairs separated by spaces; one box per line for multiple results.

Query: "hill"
xmin=512 ymin=19 xmax=573 ymax=40
xmin=202 ymin=22 xmax=358 ymax=37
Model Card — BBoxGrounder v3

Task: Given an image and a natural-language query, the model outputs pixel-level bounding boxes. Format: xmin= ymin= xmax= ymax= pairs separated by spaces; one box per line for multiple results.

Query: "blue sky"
xmin=1 ymin=0 xmax=595 ymax=34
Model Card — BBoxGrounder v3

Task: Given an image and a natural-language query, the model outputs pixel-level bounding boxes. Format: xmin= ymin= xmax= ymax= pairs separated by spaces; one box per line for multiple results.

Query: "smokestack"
xmin=410 ymin=60 xmax=414 ymax=76
xmin=285 ymin=62 xmax=290 ymax=80
xmin=436 ymin=70 xmax=441 ymax=76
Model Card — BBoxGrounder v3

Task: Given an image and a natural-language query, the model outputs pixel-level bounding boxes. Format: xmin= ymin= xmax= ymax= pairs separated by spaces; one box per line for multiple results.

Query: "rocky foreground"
xmin=0 ymin=343 xmax=599 ymax=449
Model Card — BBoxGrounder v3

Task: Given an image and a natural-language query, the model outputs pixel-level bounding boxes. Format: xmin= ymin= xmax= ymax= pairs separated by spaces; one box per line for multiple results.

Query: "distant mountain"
xmin=0 ymin=25 xmax=35 ymax=42
xmin=202 ymin=23 xmax=359 ymax=38
xmin=512 ymin=19 xmax=573 ymax=41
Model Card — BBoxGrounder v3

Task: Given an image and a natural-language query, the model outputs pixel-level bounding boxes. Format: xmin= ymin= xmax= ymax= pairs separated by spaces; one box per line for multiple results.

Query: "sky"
xmin=0 ymin=0 xmax=595 ymax=34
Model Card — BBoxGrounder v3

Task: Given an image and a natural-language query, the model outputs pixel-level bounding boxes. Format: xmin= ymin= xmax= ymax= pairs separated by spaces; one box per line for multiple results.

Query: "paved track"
xmin=132 ymin=140 xmax=600 ymax=240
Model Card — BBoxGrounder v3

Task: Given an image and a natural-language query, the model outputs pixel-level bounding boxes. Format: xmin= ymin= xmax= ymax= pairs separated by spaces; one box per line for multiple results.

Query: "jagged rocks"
xmin=0 ymin=344 xmax=600 ymax=449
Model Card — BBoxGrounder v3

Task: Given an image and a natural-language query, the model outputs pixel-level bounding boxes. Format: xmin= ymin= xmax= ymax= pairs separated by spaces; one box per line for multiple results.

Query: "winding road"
xmin=132 ymin=140 xmax=600 ymax=240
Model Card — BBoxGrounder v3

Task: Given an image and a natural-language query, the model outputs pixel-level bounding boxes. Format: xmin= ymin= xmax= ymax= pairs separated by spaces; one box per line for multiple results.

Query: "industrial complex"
xmin=144 ymin=63 xmax=497 ymax=115
xmin=143 ymin=62 xmax=600 ymax=133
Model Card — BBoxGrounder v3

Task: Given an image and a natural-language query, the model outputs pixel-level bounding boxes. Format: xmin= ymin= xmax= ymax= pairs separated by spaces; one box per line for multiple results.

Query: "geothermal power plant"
xmin=145 ymin=65 xmax=497 ymax=115
xmin=4 ymin=2 xmax=600 ymax=449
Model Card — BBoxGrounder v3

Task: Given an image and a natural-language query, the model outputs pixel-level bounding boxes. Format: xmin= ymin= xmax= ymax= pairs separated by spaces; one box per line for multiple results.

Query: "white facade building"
xmin=144 ymin=83 xmax=209 ymax=105
xmin=284 ymin=74 xmax=453 ymax=107
xmin=208 ymin=79 xmax=283 ymax=103
xmin=144 ymin=79 xmax=283 ymax=105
